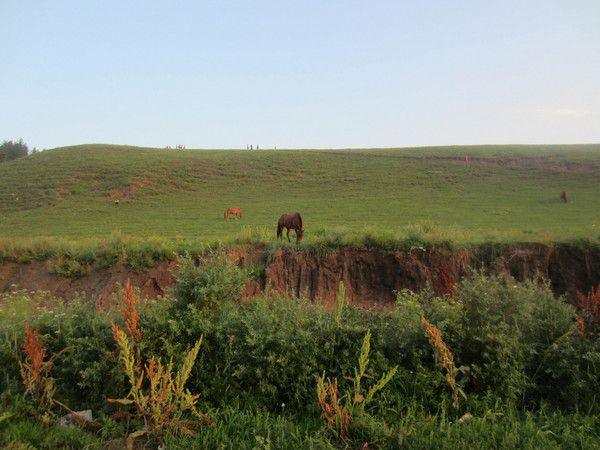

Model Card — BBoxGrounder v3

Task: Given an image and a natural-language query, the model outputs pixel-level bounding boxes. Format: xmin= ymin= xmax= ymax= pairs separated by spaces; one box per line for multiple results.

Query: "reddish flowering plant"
xmin=438 ymin=268 xmax=457 ymax=297
xmin=576 ymin=316 xmax=586 ymax=337
xmin=120 ymin=279 xmax=142 ymax=343
xmin=20 ymin=323 xmax=46 ymax=389
xmin=317 ymin=377 xmax=350 ymax=442
xmin=18 ymin=323 xmax=57 ymax=417
xmin=316 ymin=330 xmax=397 ymax=443
xmin=112 ymin=279 xmax=143 ymax=369
xmin=577 ymin=285 xmax=600 ymax=322
xmin=109 ymin=280 xmax=208 ymax=445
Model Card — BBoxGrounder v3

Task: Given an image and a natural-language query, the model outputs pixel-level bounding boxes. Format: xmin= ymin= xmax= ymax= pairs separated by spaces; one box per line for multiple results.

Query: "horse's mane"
xmin=296 ymin=212 xmax=303 ymax=229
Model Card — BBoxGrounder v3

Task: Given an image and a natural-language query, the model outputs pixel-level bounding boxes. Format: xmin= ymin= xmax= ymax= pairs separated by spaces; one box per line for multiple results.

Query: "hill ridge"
xmin=1 ymin=143 xmax=599 ymax=242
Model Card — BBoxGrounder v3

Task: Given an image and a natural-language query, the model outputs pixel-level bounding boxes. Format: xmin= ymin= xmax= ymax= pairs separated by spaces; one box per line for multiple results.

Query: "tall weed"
xmin=109 ymin=282 xmax=208 ymax=445
xmin=18 ymin=324 xmax=57 ymax=421
xmin=420 ymin=315 xmax=466 ymax=408
xmin=317 ymin=329 xmax=397 ymax=442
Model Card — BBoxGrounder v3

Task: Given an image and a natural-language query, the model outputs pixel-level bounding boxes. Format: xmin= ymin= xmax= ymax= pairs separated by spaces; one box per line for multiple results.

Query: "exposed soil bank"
xmin=262 ymin=244 xmax=600 ymax=307
xmin=1 ymin=244 xmax=599 ymax=306
xmin=0 ymin=260 xmax=178 ymax=304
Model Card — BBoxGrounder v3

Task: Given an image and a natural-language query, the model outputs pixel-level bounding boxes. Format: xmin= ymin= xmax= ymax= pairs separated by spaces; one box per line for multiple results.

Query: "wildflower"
xmin=19 ymin=323 xmax=57 ymax=416
xmin=421 ymin=315 xmax=465 ymax=408
xmin=576 ymin=316 xmax=585 ymax=337
xmin=438 ymin=268 xmax=456 ymax=296
xmin=20 ymin=323 xmax=46 ymax=387
xmin=118 ymin=279 xmax=142 ymax=343
xmin=577 ymin=285 xmax=600 ymax=322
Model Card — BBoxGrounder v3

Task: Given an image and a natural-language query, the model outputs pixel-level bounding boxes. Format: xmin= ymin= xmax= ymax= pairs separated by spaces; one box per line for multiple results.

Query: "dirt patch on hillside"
xmin=56 ymin=185 xmax=70 ymax=198
xmin=106 ymin=178 xmax=154 ymax=201
xmin=1 ymin=244 xmax=599 ymax=307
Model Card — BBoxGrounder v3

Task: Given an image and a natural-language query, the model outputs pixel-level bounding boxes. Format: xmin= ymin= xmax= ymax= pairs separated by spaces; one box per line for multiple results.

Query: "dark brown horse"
xmin=277 ymin=213 xmax=304 ymax=243
xmin=224 ymin=207 xmax=243 ymax=221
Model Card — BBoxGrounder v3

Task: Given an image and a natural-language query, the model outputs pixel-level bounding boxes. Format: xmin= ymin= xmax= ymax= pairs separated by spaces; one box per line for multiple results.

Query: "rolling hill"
xmin=1 ymin=144 xmax=599 ymax=245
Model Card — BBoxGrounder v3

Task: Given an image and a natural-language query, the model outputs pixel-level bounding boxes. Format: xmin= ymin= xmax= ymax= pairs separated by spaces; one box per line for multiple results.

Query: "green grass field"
xmin=1 ymin=144 xmax=599 ymax=247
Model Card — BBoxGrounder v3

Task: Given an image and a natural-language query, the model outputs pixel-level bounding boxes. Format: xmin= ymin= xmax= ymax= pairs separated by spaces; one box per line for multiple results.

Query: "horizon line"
xmin=41 ymin=142 xmax=600 ymax=151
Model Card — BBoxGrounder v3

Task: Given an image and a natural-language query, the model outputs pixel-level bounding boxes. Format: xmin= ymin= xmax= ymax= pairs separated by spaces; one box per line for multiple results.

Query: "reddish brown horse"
xmin=224 ymin=207 xmax=243 ymax=221
xmin=277 ymin=212 xmax=304 ymax=243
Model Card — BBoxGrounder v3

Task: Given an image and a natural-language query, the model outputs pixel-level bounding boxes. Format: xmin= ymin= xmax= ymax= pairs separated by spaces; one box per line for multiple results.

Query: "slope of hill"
xmin=0 ymin=144 xmax=599 ymax=244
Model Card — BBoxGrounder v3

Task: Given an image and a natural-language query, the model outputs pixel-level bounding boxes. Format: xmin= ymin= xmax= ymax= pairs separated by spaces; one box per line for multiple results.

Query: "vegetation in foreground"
xmin=0 ymin=144 xmax=599 ymax=246
xmin=1 ymin=255 xmax=600 ymax=448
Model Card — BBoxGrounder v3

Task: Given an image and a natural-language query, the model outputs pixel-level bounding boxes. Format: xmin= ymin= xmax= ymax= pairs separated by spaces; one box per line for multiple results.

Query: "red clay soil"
xmin=1 ymin=244 xmax=599 ymax=306
xmin=0 ymin=260 xmax=177 ymax=304
xmin=264 ymin=244 xmax=600 ymax=306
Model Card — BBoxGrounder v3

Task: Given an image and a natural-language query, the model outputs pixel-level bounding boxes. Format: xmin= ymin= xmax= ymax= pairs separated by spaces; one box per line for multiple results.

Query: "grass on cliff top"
xmin=0 ymin=144 xmax=599 ymax=253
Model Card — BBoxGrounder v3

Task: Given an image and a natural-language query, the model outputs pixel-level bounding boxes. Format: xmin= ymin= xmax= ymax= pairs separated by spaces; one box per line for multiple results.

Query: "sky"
xmin=1 ymin=0 xmax=599 ymax=149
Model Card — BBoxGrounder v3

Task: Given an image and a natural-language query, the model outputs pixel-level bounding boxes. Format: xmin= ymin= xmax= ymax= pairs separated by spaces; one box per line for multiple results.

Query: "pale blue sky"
xmin=2 ymin=1 xmax=599 ymax=149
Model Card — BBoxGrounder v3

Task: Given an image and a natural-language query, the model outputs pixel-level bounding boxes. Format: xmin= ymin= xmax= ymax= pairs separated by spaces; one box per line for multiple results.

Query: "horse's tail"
xmin=239 ymin=210 xmax=243 ymax=219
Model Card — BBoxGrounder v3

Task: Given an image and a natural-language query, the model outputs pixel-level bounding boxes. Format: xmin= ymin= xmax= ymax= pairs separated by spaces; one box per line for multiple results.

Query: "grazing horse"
xmin=224 ymin=207 xmax=243 ymax=221
xmin=560 ymin=191 xmax=568 ymax=203
xmin=277 ymin=212 xmax=304 ymax=243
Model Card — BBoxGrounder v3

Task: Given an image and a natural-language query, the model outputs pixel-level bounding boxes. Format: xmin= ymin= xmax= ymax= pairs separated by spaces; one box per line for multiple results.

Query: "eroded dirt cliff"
xmin=1 ymin=244 xmax=599 ymax=306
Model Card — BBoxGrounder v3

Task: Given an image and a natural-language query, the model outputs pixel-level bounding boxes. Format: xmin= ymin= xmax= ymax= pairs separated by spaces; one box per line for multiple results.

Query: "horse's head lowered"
xmin=277 ymin=212 xmax=304 ymax=243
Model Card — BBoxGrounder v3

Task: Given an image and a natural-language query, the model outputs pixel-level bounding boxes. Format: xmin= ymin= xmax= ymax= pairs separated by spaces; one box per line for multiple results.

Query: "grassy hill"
xmin=1 ymin=144 xmax=600 ymax=248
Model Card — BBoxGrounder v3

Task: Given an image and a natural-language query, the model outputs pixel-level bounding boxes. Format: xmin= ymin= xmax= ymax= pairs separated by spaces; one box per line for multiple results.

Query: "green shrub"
xmin=0 ymin=293 xmax=124 ymax=412
xmin=449 ymin=273 xmax=576 ymax=405
xmin=536 ymin=327 xmax=600 ymax=412
xmin=46 ymin=303 xmax=124 ymax=411
xmin=47 ymin=257 xmax=88 ymax=279
xmin=186 ymin=298 xmax=335 ymax=411
xmin=173 ymin=251 xmax=248 ymax=308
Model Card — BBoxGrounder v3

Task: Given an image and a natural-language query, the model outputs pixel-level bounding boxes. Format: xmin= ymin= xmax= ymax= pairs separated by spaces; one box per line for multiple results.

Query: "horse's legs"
xmin=286 ymin=228 xmax=291 ymax=242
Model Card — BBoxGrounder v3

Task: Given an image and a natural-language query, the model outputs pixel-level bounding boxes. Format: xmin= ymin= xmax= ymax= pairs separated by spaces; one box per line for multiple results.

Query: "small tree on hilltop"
xmin=0 ymin=139 xmax=29 ymax=162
